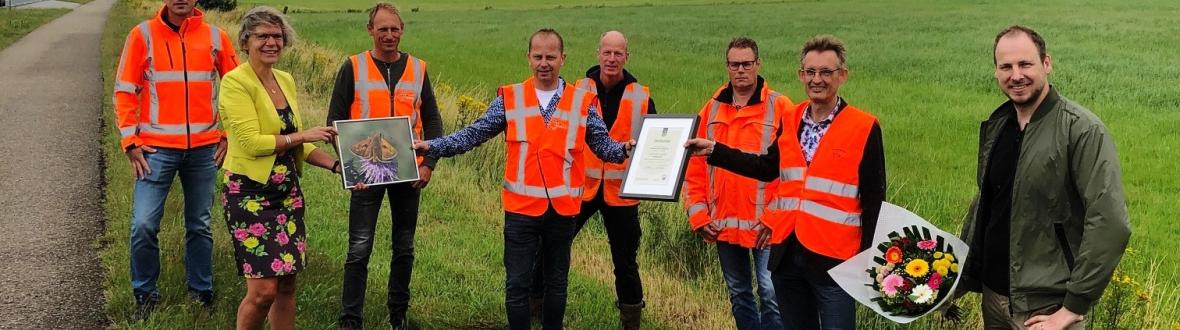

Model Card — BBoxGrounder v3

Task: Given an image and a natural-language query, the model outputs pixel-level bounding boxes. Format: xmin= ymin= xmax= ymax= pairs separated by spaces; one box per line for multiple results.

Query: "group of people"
xmin=112 ymin=0 xmax=1130 ymax=329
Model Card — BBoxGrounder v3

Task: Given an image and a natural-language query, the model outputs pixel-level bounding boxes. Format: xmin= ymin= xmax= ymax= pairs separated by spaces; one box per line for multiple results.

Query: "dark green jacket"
xmin=960 ymin=86 xmax=1130 ymax=314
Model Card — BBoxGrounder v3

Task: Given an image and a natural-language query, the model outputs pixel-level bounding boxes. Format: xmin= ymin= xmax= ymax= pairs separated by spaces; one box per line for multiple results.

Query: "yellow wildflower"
xmin=243 ymin=237 xmax=259 ymax=249
xmin=274 ymin=164 xmax=288 ymax=174
xmin=286 ymin=221 xmax=296 ymax=235
xmin=245 ymin=200 xmax=261 ymax=213
xmin=905 ymin=259 xmax=930 ymax=277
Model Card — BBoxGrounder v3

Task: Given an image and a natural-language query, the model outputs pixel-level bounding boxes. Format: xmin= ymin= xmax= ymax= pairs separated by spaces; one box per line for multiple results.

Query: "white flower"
xmin=909 ymin=284 xmax=935 ymax=304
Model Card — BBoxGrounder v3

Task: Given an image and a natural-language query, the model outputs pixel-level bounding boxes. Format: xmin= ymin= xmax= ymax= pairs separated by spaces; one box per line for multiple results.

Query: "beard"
xmin=1008 ymin=82 xmax=1046 ymax=108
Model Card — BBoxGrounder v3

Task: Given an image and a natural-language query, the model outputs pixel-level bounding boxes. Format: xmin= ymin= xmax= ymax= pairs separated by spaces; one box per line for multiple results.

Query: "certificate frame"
xmin=332 ymin=116 xmax=420 ymax=189
xmin=618 ymin=114 xmax=699 ymax=201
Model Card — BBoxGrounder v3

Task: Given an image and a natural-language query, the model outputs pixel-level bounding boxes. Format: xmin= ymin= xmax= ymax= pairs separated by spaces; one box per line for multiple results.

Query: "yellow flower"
xmin=283 ymin=197 xmax=294 ymax=209
xmin=905 ymin=259 xmax=930 ymax=277
xmin=274 ymin=164 xmax=288 ymax=175
xmin=245 ymin=200 xmax=261 ymax=213
xmin=282 ymin=253 xmax=295 ymax=264
xmin=286 ymin=221 xmax=296 ymax=235
xmin=932 ymin=259 xmax=952 ymax=276
xmin=933 ymin=252 xmax=943 ymax=259
xmin=243 ymin=237 xmax=259 ymax=249
xmin=944 ymin=253 xmax=955 ymax=262
xmin=951 ymin=263 xmax=959 ymax=272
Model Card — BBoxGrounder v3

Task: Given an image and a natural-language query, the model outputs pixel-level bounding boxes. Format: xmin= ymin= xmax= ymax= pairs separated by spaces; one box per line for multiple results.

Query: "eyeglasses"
xmin=252 ymin=33 xmax=284 ymax=42
xmin=727 ymin=60 xmax=758 ymax=71
xmin=799 ymin=67 xmax=843 ymax=78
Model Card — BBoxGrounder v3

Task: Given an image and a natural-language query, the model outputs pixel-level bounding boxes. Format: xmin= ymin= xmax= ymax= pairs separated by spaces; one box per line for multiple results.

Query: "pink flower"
xmin=928 ymin=272 xmax=943 ymax=290
xmin=289 ymin=186 xmax=299 ymax=196
xmin=227 ymin=181 xmax=241 ymax=194
xmin=242 ymin=263 xmax=253 ymax=274
xmin=883 ymin=274 xmax=904 ymax=297
xmin=282 ymin=262 xmax=294 ymax=272
xmin=276 ymin=214 xmax=287 ymax=225
xmin=270 ymin=258 xmax=284 ymax=272
xmin=917 ymin=239 xmax=937 ymax=250
xmin=292 ymin=197 xmax=303 ymax=209
xmin=270 ymin=172 xmax=286 ymax=184
xmin=296 ymin=241 xmax=306 ymax=253
xmin=249 ymin=223 xmax=267 ymax=237
xmin=276 ymin=231 xmax=289 ymax=245
xmin=233 ymin=228 xmax=249 ymax=241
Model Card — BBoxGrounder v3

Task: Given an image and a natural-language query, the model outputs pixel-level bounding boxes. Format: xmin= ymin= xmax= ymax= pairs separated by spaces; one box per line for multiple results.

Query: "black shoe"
xmin=390 ymin=317 xmax=416 ymax=330
xmin=133 ymin=293 xmax=160 ymax=321
xmin=188 ymin=288 xmax=215 ymax=312
xmin=338 ymin=318 xmax=363 ymax=330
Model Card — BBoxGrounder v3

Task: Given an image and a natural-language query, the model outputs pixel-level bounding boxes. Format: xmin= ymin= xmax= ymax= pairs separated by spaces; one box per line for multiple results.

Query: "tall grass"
xmin=99 ymin=0 xmax=1180 ymax=329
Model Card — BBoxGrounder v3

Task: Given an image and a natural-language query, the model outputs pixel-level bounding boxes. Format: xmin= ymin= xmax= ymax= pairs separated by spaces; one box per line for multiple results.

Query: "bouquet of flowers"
xmin=828 ymin=202 xmax=969 ymax=323
xmin=867 ymin=225 xmax=959 ymax=317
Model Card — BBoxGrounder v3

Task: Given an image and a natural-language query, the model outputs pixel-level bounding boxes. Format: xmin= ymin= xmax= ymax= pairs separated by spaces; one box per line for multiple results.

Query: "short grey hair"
xmin=237 ymin=6 xmax=296 ymax=51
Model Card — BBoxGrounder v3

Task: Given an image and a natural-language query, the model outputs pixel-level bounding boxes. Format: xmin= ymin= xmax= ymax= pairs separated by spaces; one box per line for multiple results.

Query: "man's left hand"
xmin=412 ymin=165 xmax=432 ymax=189
xmin=753 ymin=222 xmax=772 ymax=250
xmin=1024 ymin=307 xmax=1084 ymax=330
xmin=215 ymin=138 xmax=228 ymax=167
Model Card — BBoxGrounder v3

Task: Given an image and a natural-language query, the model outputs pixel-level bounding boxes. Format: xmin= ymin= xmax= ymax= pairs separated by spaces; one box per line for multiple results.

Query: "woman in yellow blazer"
xmin=218 ymin=7 xmax=338 ymax=330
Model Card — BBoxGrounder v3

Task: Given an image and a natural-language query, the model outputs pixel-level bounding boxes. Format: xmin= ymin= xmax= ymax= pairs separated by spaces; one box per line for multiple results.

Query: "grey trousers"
xmin=982 ymin=285 xmax=1085 ymax=330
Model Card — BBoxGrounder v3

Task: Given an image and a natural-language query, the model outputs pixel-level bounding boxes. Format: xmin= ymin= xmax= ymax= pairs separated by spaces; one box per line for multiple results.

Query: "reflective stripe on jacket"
xmin=349 ymin=51 xmax=426 ymax=165
xmin=574 ymin=78 xmax=649 ymax=206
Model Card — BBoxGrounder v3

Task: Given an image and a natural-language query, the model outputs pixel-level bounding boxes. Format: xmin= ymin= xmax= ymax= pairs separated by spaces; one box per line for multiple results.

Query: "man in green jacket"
xmin=958 ymin=25 xmax=1130 ymax=330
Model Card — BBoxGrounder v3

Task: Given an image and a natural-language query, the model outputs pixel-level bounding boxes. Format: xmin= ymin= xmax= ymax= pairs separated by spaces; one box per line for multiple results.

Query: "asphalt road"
xmin=0 ymin=0 xmax=115 ymax=327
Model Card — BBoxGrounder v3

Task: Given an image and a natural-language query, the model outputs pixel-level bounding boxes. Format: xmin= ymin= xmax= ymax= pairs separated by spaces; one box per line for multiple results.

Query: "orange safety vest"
xmin=574 ymin=78 xmax=650 ymax=206
xmin=501 ymin=78 xmax=595 ymax=217
xmin=113 ymin=6 xmax=238 ymax=150
xmin=684 ymin=83 xmax=792 ymax=248
xmin=349 ymin=51 xmax=427 ymax=166
xmin=767 ymin=100 xmax=877 ymax=260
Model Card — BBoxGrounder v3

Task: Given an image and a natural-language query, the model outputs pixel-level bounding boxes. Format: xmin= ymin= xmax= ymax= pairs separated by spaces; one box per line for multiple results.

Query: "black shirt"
xmin=979 ymin=111 xmax=1022 ymax=295
xmin=706 ymin=99 xmax=887 ymax=284
xmin=327 ymin=52 xmax=443 ymax=169
xmin=583 ymin=65 xmax=656 ymax=127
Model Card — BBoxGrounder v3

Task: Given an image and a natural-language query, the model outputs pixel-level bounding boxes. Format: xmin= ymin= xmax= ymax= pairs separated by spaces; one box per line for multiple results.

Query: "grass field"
xmin=99 ymin=0 xmax=1180 ymax=329
xmin=0 ymin=8 xmax=69 ymax=50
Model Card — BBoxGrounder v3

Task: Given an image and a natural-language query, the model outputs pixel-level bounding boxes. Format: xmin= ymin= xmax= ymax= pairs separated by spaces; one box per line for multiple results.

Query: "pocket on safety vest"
xmin=738 ymin=121 xmax=775 ymax=152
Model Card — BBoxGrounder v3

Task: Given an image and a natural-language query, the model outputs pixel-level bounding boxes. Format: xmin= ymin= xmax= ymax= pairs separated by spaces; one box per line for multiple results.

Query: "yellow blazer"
xmin=219 ymin=62 xmax=317 ymax=184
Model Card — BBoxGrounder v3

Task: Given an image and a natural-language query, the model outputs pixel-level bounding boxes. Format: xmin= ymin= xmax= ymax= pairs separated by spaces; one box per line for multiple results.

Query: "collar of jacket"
xmin=714 ymin=75 xmax=767 ymax=106
xmin=986 ymin=85 xmax=1061 ymax=126
xmin=155 ymin=5 xmax=207 ymax=35
xmin=584 ymin=65 xmax=639 ymax=90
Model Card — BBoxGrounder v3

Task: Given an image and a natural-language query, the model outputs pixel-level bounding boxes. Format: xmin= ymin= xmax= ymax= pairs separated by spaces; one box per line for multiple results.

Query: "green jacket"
xmin=960 ymin=86 xmax=1130 ymax=314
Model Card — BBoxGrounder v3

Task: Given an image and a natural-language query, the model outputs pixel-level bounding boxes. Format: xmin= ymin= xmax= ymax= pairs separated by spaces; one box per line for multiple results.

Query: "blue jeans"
xmin=504 ymin=207 xmax=577 ymax=330
xmin=129 ymin=145 xmax=217 ymax=297
xmin=717 ymin=242 xmax=782 ymax=330
xmin=774 ymin=239 xmax=857 ymax=330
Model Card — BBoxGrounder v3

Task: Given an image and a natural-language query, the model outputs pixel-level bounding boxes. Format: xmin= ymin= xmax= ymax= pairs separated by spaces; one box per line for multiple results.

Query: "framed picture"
xmin=332 ymin=116 xmax=420 ymax=189
xmin=618 ymin=114 xmax=699 ymax=201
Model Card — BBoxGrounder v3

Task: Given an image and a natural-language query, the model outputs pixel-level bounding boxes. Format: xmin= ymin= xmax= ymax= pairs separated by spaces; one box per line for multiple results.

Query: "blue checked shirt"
xmin=799 ymin=98 xmax=844 ymax=164
xmin=427 ymin=79 xmax=627 ymax=163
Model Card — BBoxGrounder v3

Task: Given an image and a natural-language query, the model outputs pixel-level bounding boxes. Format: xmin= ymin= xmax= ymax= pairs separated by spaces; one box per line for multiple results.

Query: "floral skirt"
xmin=221 ymin=157 xmax=307 ymax=278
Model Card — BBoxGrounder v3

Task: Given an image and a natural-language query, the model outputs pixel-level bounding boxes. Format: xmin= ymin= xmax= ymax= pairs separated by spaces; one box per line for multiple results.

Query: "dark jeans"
xmin=505 ymin=207 xmax=577 ymax=330
xmin=339 ymin=182 xmax=419 ymax=325
xmin=531 ymin=192 xmax=644 ymax=305
xmin=773 ymin=238 xmax=857 ymax=330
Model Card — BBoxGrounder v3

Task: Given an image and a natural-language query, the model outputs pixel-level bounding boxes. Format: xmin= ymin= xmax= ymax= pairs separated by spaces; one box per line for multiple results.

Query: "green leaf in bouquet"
xmin=888 ymin=231 xmax=901 ymax=240
xmin=937 ymin=236 xmax=946 ymax=250
xmin=878 ymin=242 xmax=890 ymax=252
xmin=874 ymin=256 xmax=885 ymax=264
xmin=922 ymin=227 xmax=932 ymax=240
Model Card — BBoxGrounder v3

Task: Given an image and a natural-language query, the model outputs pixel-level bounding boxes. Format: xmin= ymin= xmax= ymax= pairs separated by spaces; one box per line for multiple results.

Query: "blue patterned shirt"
xmin=799 ymin=98 xmax=844 ymax=164
xmin=427 ymin=79 xmax=627 ymax=163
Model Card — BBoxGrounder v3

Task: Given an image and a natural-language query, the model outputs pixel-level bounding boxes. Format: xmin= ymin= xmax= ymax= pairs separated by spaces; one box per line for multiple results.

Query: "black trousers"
xmin=339 ymin=182 xmax=419 ymax=325
xmin=505 ymin=207 xmax=578 ymax=330
xmin=531 ymin=190 xmax=645 ymax=305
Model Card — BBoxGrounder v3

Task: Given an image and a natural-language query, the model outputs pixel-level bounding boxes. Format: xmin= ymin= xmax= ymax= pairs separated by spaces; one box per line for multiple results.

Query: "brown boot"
xmin=529 ymin=296 xmax=543 ymax=320
xmin=617 ymin=301 xmax=644 ymax=330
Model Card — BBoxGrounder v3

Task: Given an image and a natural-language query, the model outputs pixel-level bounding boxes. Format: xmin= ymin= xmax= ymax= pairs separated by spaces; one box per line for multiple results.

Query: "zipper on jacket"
xmin=179 ymin=27 xmax=191 ymax=149
xmin=1054 ymin=223 xmax=1076 ymax=271
xmin=165 ymin=41 xmax=175 ymax=69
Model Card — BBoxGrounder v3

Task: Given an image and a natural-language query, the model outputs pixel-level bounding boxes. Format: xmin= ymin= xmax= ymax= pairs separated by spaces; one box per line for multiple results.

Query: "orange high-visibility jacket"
xmin=767 ymin=100 xmax=877 ymax=260
xmin=113 ymin=6 xmax=239 ymax=150
xmin=349 ymin=51 xmax=427 ymax=165
xmin=574 ymin=78 xmax=650 ymax=206
xmin=501 ymin=78 xmax=596 ymax=217
xmin=684 ymin=83 xmax=792 ymax=248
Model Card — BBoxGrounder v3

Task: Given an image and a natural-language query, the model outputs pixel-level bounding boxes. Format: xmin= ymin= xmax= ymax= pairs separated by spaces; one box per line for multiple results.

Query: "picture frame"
xmin=618 ymin=114 xmax=699 ymax=201
xmin=332 ymin=116 xmax=420 ymax=189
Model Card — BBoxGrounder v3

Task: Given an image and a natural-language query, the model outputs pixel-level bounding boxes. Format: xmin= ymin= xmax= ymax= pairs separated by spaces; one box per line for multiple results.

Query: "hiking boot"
xmin=133 ymin=293 xmax=160 ymax=321
xmin=618 ymin=300 xmax=645 ymax=330
xmin=391 ymin=317 xmax=417 ymax=330
xmin=188 ymin=288 xmax=215 ymax=312
xmin=338 ymin=318 xmax=363 ymax=330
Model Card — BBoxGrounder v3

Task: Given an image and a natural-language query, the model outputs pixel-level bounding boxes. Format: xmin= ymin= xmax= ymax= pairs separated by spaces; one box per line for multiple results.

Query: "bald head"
xmin=597 ymin=31 xmax=630 ymax=84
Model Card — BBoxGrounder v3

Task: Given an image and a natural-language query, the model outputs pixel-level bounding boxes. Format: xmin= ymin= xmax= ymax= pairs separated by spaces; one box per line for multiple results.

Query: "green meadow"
xmin=0 ymin=8 xmax=69 ymax=50
xmin=99 ymin=0 xmax=1179 ymax=328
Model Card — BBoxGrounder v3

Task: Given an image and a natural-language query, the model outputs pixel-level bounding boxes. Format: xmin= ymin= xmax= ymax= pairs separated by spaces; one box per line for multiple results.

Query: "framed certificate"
xmin=333 ymin=116 xmax=420 ymax=189
xmin=618 ymin=114 xmax=699 ymax=201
